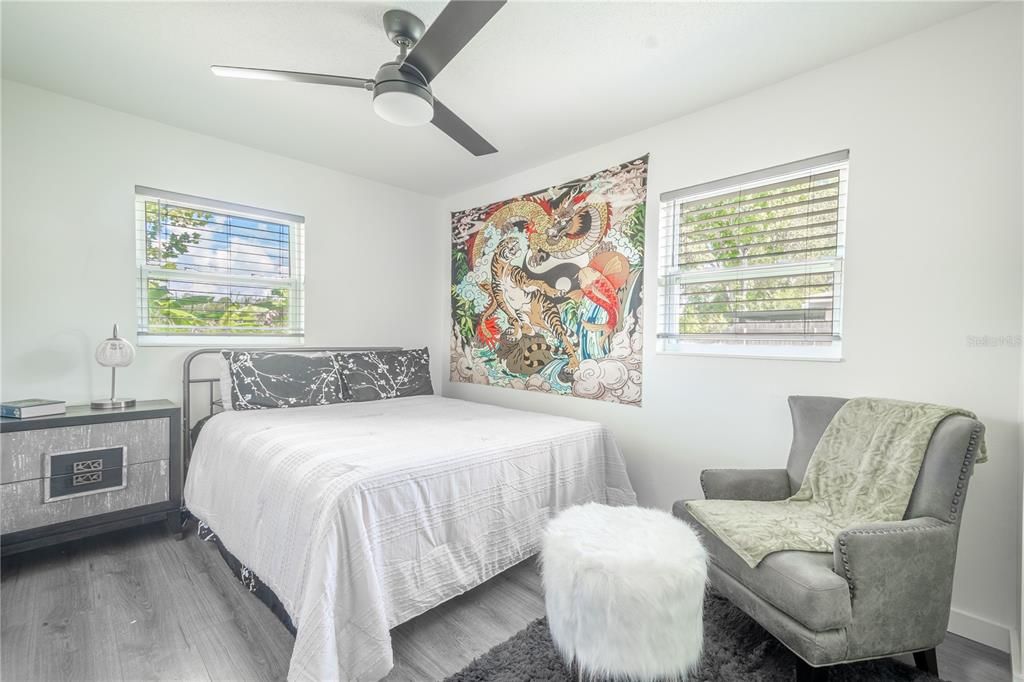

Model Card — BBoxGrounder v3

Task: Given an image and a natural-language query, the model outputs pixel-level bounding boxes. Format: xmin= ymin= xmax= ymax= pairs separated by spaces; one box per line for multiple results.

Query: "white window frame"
xmin=134 ymin=186 xmax=305 ymax=347
xmin=657 ymin=151 xmax=848 ymax=361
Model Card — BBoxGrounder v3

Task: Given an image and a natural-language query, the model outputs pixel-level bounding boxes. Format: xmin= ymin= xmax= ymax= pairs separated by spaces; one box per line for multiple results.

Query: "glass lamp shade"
xmin=372 ymin=89 xmax=434 ymax=126
xmin=92 ymin=324 xmax=135 ymax=409
xmin=95 ymin=336 xmax=135 ymax=368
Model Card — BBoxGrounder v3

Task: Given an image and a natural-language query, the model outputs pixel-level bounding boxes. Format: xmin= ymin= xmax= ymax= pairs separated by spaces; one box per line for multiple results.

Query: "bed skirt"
xmin=194 ymin=515 xmax=297 ymax=635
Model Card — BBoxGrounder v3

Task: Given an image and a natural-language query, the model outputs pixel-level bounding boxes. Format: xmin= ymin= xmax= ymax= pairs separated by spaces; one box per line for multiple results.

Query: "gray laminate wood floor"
xmin=0 ymin=524 xmax=1012 ymax=682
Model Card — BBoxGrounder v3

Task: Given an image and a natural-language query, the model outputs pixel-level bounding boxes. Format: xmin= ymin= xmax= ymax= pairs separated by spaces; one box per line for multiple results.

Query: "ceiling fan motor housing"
xmin=373 ymin=62 xmax=432 ymax=103
xmin=372 ymin=61 xmax=434 ymax=126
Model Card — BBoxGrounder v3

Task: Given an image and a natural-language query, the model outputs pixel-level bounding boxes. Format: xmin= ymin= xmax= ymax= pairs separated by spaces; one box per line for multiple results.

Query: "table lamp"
xmin=91 ymin=323 xmax=136 ymax=409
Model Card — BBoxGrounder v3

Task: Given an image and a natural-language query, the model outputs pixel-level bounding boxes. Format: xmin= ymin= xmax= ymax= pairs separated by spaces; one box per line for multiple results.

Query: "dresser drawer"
xmin=1 ymin=459 xmax=169 ymax=534
xmin=44 ymin=445 xmax=127 ymax=501
xmin=1 ymin=418 xmax=169 ymax=484
xmin=47 ymin=465 xmax=125 ymax=500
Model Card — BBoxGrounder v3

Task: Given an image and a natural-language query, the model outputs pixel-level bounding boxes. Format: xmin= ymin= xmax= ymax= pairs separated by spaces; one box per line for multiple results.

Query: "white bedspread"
xmin=184 ymin=395 xmax=636 ymax=681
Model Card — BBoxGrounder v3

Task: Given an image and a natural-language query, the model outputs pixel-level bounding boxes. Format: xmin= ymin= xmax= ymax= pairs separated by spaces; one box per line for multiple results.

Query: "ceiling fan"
xmin=211 ymin=1 xmax=504 ymax=156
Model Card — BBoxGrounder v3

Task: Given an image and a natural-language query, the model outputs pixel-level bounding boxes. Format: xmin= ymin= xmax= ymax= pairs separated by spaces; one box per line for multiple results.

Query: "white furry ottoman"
xmin=541 ymin=503 xmax=707 ymax=681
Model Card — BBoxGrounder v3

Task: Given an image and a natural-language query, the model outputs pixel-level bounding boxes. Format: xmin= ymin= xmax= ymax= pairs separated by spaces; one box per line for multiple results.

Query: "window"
xmin=657 ymin=151 xmax=848 ymax=360
xmin=135 ymin=186 xmax=305 ymax=345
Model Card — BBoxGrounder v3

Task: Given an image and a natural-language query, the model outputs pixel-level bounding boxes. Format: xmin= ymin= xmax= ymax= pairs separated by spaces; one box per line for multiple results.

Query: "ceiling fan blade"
xmin=432 ymin=99 xmax=497 ymax=156
xmin=211 ymin=66 xmax=373 ymax=89
xmin=404 ymin=1 xmax=505 ymax=83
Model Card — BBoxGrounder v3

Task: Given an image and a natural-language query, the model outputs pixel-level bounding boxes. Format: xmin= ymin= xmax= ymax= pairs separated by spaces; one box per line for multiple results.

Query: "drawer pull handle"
xmin=73 ymin=459 xmax=103 ymax=473
xmin=72 ymin=472 xmax=102 ymax=486
xmin=42 ymin=445 xmax=127 ymax=503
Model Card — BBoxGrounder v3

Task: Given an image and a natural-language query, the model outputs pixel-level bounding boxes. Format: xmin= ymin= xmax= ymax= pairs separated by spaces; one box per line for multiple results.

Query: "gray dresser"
xmin=1 ymin=400 xmax=181 ymax=554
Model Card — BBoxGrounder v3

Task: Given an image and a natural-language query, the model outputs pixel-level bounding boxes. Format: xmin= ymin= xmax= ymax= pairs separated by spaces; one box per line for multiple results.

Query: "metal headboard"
xmin=181 ymin=346 xmax=400 ymax=486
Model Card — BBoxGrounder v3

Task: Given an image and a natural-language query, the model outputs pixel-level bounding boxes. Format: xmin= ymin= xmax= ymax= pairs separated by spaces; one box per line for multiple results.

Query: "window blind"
xmin=657 ymin=151 xmax=848 ymax=351
xmin=135 ymin=187 xmax=305 ymax=341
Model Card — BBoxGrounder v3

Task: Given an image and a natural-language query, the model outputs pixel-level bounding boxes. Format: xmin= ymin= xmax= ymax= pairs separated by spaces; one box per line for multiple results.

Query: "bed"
xmin=181 ymin=347 xmax=636 ymax=682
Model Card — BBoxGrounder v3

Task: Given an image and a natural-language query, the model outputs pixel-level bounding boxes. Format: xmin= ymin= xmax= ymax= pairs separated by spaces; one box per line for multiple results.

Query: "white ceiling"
xmin=2 ymin=1 xmax=979 ymax=197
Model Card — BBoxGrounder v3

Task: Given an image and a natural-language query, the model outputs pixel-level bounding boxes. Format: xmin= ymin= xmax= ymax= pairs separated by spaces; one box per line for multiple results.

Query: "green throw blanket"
xmin=686 ymin=398 xmax=987 ymax=568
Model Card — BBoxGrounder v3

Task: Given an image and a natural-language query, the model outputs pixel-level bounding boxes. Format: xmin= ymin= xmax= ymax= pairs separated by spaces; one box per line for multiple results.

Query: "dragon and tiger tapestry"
xmin=450 ymin=155 xmax=648 ymax=406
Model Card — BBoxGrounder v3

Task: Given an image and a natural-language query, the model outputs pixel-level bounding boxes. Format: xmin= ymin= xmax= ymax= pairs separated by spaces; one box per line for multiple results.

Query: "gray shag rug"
xmin=445 ymin=592 xmax=946 ymax=681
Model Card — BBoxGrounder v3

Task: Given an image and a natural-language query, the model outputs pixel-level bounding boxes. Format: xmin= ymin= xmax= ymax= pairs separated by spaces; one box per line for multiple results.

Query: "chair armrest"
xmin=699 ymin=468 xmax=791 ymax=501
xmin=834 ymin=517 xmax=958 ymax=654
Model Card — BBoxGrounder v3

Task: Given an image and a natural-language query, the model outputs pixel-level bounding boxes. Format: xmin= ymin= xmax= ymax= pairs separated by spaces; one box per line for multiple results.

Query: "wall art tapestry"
xmin=450 ymin=155 xmax=648 ymax=406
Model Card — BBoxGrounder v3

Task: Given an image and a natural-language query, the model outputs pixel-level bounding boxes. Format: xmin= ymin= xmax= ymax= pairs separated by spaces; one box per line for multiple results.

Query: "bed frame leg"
xmin=167 ymin=510 xmax=187 ymax=541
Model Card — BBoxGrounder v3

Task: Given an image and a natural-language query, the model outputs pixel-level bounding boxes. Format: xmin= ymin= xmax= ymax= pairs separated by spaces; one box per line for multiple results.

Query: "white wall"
xmin=3 ymin=2 xmax=1020 ymax=656
xmin=1017 ymin=61 xmax=1024 ymax=678
xmin=438 ymin=4 xmax=1023 ymax=650
xmin=1 ymin=80 xmax=442 ymax=405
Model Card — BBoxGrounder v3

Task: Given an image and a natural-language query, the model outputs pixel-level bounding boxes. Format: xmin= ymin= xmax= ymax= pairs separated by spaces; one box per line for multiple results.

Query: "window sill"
xmin=137 ymin=335 xmax=304 ymax=348
xmin=656 ymin=340 xmax=842 ymax=362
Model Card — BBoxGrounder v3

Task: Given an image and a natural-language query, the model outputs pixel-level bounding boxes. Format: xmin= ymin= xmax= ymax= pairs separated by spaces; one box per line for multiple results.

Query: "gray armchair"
xmin=673 ymin=396 xmax=985 ymax=682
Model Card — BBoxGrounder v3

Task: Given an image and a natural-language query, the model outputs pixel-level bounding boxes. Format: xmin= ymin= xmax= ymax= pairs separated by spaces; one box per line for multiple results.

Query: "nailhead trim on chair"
xmin=836 ymin=423 xmax=981 ymax=597
xmin=837 ymin=537 xmax=851 ymax=596
xmin=948 ymin=426 xmax=981 ymax=523
xmin=836 ymin=521 xmax=950 ymax=598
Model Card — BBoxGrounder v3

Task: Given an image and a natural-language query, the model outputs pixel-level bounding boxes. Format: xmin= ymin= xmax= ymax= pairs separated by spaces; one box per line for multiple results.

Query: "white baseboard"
xmin=948 ymin=607 xmax=1011 ymax=653
xmin=1011 ymin=627 xmax=1021 ymax=680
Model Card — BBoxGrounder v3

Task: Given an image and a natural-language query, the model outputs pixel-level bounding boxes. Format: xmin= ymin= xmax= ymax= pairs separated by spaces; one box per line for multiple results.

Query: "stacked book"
xmin=1 ymin=399 xmax=67 ymax=419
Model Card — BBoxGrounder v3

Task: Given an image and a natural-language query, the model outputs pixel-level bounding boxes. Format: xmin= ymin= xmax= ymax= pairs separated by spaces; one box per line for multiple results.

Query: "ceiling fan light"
xmin=373 ymin=90 xmax=433 ymax=127
xmin=372 ymin=81 xmax=434 ymax=127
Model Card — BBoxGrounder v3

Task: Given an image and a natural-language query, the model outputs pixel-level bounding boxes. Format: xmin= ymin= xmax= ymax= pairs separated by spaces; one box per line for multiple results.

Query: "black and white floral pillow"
xmin=222 ymin=351 xmax=345 ymax=410
xmin=334 ymin=348 xmax=433 ymax=402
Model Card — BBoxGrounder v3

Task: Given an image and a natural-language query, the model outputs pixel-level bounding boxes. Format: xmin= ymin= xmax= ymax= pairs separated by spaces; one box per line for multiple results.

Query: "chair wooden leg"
xmin=913 ymin=648 xmax=939 ymax=676
xmin=795 ymin=658 xmax=829 ymax=682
